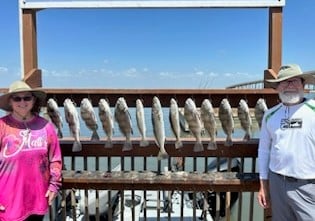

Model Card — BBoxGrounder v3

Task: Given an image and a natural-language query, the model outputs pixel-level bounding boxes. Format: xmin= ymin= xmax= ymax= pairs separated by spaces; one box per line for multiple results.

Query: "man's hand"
xmin=257 ymin=179 xmax=270 ymax=209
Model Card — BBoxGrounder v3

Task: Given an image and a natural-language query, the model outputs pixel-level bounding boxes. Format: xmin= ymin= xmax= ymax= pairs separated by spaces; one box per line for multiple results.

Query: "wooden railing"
xmin=57 ymin=138 xmax=265 ymax=221
xmin=0 ymin=88 xmax=276 ymax=220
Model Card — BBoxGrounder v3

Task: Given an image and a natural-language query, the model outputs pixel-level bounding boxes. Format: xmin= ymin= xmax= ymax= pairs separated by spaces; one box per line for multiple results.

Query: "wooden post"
xmin=268 ymin=7 xmax=283 ymax=75
xmin=24 ymin=68 xmax=42 ymax=88
xmin=264 ymin=208 xmax=272 ymax=221
xmin=22 ymin=9 xmax=42 ymax=87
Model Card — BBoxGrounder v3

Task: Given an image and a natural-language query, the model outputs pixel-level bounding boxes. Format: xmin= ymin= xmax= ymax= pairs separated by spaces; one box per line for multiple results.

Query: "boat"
xmin=55 ymin=164 xmax=121 ymax=221
xmin=114 ymin=157 xmax=240 ymax=221
xmin=204 ymin=157 xmax=240 ymax=218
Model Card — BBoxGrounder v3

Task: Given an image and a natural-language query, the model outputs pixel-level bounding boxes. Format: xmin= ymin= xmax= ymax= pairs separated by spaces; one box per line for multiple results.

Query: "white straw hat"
xmin=0 ymin=80 xmax=46 ymax=111
xmin=266 ymin=64 xmax=315 ymax=88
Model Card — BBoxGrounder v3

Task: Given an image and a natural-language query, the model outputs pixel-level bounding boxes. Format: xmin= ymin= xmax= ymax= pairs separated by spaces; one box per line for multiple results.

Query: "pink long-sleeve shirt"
xmin=0 ymin=114 xmax=62 ymax=221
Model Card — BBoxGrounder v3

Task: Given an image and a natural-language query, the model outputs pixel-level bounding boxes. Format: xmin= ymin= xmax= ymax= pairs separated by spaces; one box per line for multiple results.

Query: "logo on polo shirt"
xmin=280 ymin=118 xmax=302 ymax=130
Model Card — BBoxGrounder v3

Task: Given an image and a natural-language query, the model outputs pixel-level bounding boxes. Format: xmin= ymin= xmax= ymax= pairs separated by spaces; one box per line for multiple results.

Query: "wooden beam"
xmin=60 ymin=138 xmax=259 ymax=157
xmin=20 ymin=0 xmax=285 ymax=9
xmin=268 ymin=7 xmax=282 ymax=73
xmin=0 ymin=88 xmax=279 ymax=108
xmin=264 ymin=69 xmax=278 ymax=88
xmin=24 ymin=68 xmax=42 ymax=88
xmin=62 ymin=170 xmax=260 ymax=192
xmin=22 ymin=9 xmax=42 ymax=87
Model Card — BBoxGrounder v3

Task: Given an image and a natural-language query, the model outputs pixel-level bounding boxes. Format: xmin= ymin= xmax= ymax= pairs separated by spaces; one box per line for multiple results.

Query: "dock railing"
xmin=57 ymin=139 xmax=263 ymax=221
xmin=18 ymin=88 xmax=279 ymax=221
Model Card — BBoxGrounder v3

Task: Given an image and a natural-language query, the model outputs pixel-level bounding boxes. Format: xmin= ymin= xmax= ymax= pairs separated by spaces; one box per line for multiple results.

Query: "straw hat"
xmin=0 ymin=80 xmax=46 ymax=111
xmin=266 ymin=64 xmax=315 ymax=88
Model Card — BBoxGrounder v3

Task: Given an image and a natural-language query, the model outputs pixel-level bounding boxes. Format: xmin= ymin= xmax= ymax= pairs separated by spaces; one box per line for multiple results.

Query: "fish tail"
xmin=243 ymin=133 xmax=251 ymax=141
xmin=158 ymin=149 xmax=169 ymax=160
xmin=224 ymin=135 xmax=233 ymax=147
xmin=175 ymin=140 xmax=183 ymax=149
xmin=72 ymin=141 xmax=82 ymax=152
xmin=193 ymin=141 xmax=204 ymax=152
xmin=140 ymin=139 xmax=149 ymax=147
xmin=104 ymin=139 xmax=113 ymax=148
xmin=91 ymin=130 xmax=100 ymax=141
xmin=122 ymin=140 xmax=133 ymax=151
xmin=207 ymin=141 xmax=217 ymax=150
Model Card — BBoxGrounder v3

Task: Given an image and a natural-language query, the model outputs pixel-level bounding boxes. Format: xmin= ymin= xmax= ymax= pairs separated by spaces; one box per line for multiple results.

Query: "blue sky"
xmin=0 ymin=0 xmax=315 ymax=89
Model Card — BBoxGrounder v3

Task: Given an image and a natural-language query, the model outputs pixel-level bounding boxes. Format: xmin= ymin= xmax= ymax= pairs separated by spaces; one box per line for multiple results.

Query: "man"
xmin=257 ymin=64 xmax=315 ymax=221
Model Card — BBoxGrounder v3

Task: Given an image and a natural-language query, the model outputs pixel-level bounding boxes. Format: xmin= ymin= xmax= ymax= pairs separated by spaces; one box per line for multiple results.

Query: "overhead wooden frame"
xmin=20 ymin=0 xmax=285 ymax=9
xmin=18 ymin=0 xmax=285 ymax=87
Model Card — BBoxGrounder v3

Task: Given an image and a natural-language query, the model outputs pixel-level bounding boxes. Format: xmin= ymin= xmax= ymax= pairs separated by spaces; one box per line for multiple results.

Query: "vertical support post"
xmin=264 ymin=7 xmax=282 ymax=88
xmin=21 ymin=9 xmax=42 ymax=87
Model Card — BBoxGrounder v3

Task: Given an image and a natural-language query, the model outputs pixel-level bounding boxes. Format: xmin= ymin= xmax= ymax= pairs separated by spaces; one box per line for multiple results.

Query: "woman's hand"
xmin=45 ymin=190 xmax=58 ymax=206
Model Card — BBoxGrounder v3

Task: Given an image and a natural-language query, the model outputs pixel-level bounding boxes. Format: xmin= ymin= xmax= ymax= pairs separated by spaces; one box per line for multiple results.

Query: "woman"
xmin=0 ymin=80 xmax=62 ymax=221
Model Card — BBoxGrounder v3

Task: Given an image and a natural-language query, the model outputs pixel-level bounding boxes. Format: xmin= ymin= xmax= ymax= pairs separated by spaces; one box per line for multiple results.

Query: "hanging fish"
xmin=184 ymin=98 xmax=204 ymax=152
xmin=46 ymin=98 xmax=63 ymax=138
xmin=136 ymin=99 xmax=149 ymax=147
xmin=98 ymin=98 xmax=114 ymax=148
xmin=218 ymin=98 xmax=234 ymax=147
xmin=80 ymin=98 xmax=100 ymax=141
xmin=237 ymin=99 xmax=252 ymax=141
xmin=114 ymin=97 xmax=133 ymax=151
xmin=152 ymin=96 xmax=168 ymax=159
xmin=200 ymin=98 xmax=217 ymax=150
xmin=169 ymin=98 xmax=183 ymax=149
xmin=255 ymin=98 xmax=268 ymax=128
xmin=63 ymin=98 xmax=82 ymax=152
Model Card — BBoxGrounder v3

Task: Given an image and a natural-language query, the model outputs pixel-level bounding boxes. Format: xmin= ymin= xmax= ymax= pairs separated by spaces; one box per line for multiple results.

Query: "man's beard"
xmin=279 ymin=90 xmax=304 ymax=104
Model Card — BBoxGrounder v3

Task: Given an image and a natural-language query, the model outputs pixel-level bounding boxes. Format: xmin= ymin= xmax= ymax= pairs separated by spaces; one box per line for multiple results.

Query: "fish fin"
xmin=104 ymin=140 xmax=113 ymax=148
xmin=91 ymin=130 xmax=100 ymax=141
xmin=243 ymin=133 xmax=251 ymax=141
xmin=193 ymin=141 xmax=204 ymax=152
xmin=72 ymin=141 xmax=82 ymax=152
xmin=175 ymin=140 xmax=183 ymax=149
xmin=140 ymin=139 xmax=149 ymax=147
xmin=207 ymin=141 xmax=217 ymax=150
xmin=158 ymin=150 xmax=169 ymax=160
xmin=224 ymin=136 xmax=233 ymax=147
xmin=122 ymin=141 xmax=133 ymax=151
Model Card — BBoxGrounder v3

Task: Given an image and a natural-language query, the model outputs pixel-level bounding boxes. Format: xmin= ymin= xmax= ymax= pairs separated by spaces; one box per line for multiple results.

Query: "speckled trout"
xmin=169 ymin=98 xmax=183 ymax=149
xmin=254 ymin=98 xmax=268 ymax=129
xmin=64 ymin=98 xmax=82 ymax=152
xmin=80 ymin=98 xmax=100 ymax=141
xmin=98 ymin=98 xmax=114 ymax=148
xmin=136 ymin=99 xmax=149 ymax=147
xmin=237 ymin=99 xmax=252 ymax=141
xmin=218 ymin=98 xmax=234 ymax=147
xmin=46 ymin=98 xmax=63 ymax=138
xmin=184 ymin=98 xmax=204 ymax=152
xmin=152 ymin=96 xmax=168 ymax=159
xmin=114 ymin=97 xmax=133 ymax=151
xmin=200 ymin=98 xmax=217 ymax=150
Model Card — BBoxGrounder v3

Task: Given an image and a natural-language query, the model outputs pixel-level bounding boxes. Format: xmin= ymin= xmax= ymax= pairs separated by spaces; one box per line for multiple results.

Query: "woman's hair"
xmin=31 ymin=93 xmax=44 ymax=114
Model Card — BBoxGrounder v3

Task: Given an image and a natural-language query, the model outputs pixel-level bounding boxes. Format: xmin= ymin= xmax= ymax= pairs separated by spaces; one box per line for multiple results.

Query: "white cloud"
xmin=124 ymin=67 xmax=138 ymax=77
xmin=159 ymin=71 xmax=177 ymax=78
xmin=0 ymin=67 xmax=9 ymax=73
xmin=194 ymin=71 xmax=204 ymax=76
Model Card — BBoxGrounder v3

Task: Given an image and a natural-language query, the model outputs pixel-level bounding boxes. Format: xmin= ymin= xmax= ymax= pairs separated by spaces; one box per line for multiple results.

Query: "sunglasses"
xmin=11 ymin=96 xmax=33 ymax=102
